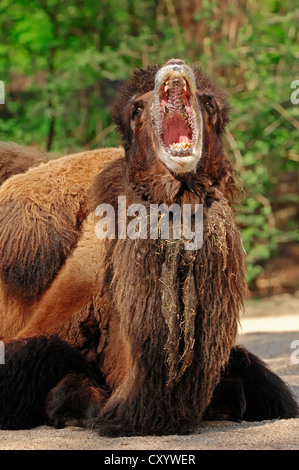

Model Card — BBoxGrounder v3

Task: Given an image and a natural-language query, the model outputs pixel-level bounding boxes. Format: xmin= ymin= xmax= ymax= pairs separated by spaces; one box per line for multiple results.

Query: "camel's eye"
xmin=203 ymin=100 xmax=215 ymax=112
xmin=131 ymin=104 xmax=143 ymax=119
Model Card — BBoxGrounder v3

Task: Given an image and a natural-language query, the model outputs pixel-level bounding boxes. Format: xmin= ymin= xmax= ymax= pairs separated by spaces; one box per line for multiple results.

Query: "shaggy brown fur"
xmin=45 ymin=373 xmax=107 ymax=428
xmin=0 ymin=147 xmax=123 ymax=338
xmin=0 ymin=141 xmax=50 ymax=185
xmin=0 ymin=60 xmax=297 ymax=435
xmin=0 ymin=336 xmax=106 ymax=429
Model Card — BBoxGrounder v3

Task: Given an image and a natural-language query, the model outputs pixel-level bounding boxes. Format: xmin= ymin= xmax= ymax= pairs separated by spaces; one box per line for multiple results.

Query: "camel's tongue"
xmin=162 ymin=112 xmax=192 ymax=148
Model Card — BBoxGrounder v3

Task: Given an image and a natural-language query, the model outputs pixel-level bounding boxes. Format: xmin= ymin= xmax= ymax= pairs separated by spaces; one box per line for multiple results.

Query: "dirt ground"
xmin=0 ymin=293 xmax=298 ymax=451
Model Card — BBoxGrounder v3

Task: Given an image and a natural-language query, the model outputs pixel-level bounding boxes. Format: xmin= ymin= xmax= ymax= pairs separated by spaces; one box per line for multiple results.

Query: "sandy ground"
xmin=0 ymin=293 xmax=298 ymax=451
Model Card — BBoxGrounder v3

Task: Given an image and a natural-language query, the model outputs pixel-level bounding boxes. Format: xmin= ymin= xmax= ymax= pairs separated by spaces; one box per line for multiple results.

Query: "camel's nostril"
xmin=164 ymin=58 xmax=186 ymax=68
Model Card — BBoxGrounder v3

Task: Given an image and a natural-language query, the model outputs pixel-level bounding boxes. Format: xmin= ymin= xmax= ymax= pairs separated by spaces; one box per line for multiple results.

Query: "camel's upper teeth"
xmin=164 ymin=78 xmax=187 ymax=93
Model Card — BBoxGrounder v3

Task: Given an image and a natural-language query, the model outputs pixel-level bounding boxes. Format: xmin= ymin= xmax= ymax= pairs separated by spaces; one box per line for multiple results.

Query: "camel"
xmin=0 ymin=59 xmax=297 ymax=435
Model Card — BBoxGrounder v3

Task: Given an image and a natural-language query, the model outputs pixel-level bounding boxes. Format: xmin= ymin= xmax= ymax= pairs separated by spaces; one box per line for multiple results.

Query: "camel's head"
xmin=112 ymin=59 xmax=229 ymax=176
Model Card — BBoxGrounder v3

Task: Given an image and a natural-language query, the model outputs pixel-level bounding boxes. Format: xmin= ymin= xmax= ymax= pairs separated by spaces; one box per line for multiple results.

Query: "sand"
xmin=0 ymin=293 xmax=298 ymax=451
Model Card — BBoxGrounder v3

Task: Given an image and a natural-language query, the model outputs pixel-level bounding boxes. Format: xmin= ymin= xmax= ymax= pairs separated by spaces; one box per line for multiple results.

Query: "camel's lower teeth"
xmin=169 ymin=142 xmax=193 ymax=156
xmin=169 ymin=142 xmax=191 ymax=150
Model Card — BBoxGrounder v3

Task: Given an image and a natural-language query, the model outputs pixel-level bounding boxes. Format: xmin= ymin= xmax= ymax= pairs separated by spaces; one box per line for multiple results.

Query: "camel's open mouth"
xmin=151 ymin=60 xmax=202 ymax=173
xmin=159 ymin=76 xmax=196 ymax=157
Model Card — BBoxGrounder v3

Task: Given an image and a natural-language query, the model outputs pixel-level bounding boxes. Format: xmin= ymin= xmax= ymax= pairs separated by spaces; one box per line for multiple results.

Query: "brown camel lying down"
xmin=0 ymin=59 xmax=297 ymax=435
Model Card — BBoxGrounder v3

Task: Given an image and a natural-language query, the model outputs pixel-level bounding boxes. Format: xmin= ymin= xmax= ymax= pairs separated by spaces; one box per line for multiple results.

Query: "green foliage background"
xmin=0 ymin=0 xmax=298 ymax=289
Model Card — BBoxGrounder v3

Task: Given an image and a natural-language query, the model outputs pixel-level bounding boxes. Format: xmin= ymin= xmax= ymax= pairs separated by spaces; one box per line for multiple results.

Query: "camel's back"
xmin=0 ymin=147 xmax=124 ymax=340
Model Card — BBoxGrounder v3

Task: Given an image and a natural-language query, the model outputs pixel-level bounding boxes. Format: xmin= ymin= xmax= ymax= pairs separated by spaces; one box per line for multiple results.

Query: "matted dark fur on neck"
xmin=89 ymin=166 xmax=246 ymax=435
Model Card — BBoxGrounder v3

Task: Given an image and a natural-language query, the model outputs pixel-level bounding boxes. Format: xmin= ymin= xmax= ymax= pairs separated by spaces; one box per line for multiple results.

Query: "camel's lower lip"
xmin=157 ymin=149 xmax=199 ymax=173
xmin=168 ymin=155 xmax=194 ymax=163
